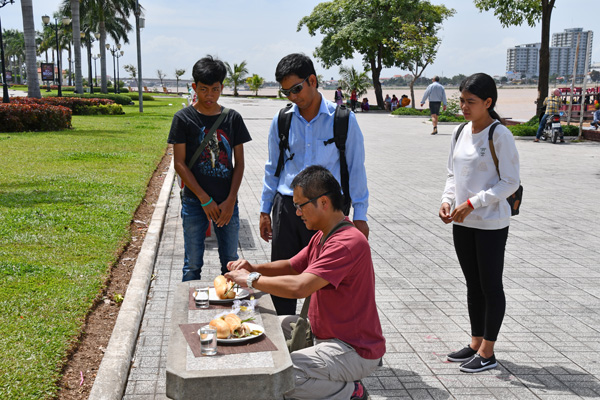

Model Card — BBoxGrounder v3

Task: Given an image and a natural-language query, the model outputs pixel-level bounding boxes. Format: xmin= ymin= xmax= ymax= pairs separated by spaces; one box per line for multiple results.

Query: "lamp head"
xmin=94 ymin=32 xmax=100 ymax=39
xmin=62 ymin=17 xmax=72 ymax=25
xmin=105 ymin=44 xmax=110 ymax=50
xmin=42 ymin=15 xmax=50 ymax=25
xmin=117 ymin=43 xmax=121 ymax=50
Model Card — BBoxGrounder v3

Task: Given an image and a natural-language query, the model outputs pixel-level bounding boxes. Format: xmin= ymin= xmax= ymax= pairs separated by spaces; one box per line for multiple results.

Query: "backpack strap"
xmin=487 ymin=122 xmax=501 ymax=179
xmin=187 ymin=107 xmax=229 ymax=170
xmin=454 ymin=122 xmax=469 ymax=142
xmin=274 ymin=103 xmax=294 ymax=178
xmin=333 ymin=105 xmax=351 ymax=215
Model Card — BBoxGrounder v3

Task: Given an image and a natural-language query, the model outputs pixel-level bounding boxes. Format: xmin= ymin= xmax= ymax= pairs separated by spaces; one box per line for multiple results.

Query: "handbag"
xmin=487 ymin=123 xmax=523 ymax=216
xmin=286 ymin=220 xmax=354 ymax=352
xmin=177 ymin=108 xmax=230 ymax=189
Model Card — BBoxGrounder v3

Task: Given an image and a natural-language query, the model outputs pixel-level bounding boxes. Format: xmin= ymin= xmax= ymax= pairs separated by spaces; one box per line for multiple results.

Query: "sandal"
xmin=533 ymin=139 xmax=540 ymax=142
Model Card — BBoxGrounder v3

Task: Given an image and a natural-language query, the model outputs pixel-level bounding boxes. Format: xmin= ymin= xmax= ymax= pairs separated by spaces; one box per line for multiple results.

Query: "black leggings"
xmin=453 ymin=225 xmax=508 ymax=342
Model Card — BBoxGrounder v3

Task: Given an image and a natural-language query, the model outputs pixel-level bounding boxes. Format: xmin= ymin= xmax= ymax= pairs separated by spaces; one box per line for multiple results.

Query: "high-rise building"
xmin=506 ymin=28 xmax=593 ymax=79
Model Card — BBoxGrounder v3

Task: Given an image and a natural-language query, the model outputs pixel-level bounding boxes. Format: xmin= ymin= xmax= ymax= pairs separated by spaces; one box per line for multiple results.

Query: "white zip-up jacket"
xmin=441 ymin=121 xmax=520 ymax=230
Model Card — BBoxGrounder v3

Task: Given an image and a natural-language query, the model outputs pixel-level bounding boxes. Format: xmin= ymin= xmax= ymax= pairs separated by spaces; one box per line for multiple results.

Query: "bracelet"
xmin=466 ymin=199 xmax=474 ymax=209
xmin=201 ymin=197 xmax=213 ymax=207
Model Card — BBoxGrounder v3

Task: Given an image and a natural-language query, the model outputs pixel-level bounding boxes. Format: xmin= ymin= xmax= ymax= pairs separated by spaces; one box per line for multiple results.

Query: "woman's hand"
xmin=439 ymin=203 xmax=453 ymax=224
xmin=450 ymin=201 xmax=473 ymax=223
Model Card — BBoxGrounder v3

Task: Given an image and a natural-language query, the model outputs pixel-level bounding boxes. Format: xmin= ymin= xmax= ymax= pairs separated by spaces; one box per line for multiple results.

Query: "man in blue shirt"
xmin=420 ymin=76 xmax=447 ymax=135
xmin=259 ymin=53 xmax=370 ymax=315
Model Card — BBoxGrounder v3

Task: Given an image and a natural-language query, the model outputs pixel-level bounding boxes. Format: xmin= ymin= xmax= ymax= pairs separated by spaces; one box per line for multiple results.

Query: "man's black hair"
xmin=275 ymin=53 xmax=318 ymax=88
xmin=291 ymin=165 xmax=344 ymax=211
xmin=192 ymin=55 xmax=227 ymax=85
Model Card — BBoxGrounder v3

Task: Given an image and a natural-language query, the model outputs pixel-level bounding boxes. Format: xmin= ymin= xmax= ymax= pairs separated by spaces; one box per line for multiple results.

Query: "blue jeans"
xmin=181 ymin=195 xmax=239 ymax=281
xmin=536 ymin=114 xmax=549 ymax=139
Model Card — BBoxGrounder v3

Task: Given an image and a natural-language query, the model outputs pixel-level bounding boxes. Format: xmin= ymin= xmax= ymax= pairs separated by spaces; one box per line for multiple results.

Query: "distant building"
xmin=506 ymin=28 xmax=593 ymax=79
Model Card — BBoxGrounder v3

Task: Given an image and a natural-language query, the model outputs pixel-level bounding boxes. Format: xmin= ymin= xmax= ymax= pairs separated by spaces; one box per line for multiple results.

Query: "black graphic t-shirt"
xmin=167 ymin=106 xmax=252 ymax=203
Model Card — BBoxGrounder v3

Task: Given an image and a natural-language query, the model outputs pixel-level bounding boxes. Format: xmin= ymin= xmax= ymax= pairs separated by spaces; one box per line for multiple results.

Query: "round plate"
xmin=208 ymin=287 xmax=250 ymax=303
xmin=216 ymin=322 xmax=264 ymax=343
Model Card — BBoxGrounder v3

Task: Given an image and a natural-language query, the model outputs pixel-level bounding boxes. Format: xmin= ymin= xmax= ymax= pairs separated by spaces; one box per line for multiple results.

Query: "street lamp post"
xmin=1 ymin=0 xmax=15 ymax=104
xmin=42 ymin=15 xmax=71 ymax=97
xmin=106 ymin=43 xmax=121 ymax=94
xmin=115 ymin=50 xmax=124 ymax=94
xmin=92 ymin=54 xmax=99 ymax=93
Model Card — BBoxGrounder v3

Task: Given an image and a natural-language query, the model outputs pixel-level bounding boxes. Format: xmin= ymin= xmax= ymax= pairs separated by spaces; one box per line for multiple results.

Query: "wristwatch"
xmin=247 ymin=272 xmax=262 ymax=289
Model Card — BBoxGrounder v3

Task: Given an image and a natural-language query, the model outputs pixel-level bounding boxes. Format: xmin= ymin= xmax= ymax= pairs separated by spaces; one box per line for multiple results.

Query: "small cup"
xmin=195 ymin=287 xmax=209 ymax=309
xmin=199 ymin=325 xmax=217 ymax=356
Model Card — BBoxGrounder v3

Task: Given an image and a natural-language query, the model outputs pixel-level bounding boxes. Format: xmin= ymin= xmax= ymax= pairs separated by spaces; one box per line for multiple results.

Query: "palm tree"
xmin=338 ymin=65 xmax=371 ymax=98
xmin=246 ymin=74 xmax=264 ymax=96
xmin=78 ymin=0 xmax=135 ymax=93
xmin=224 ymin=61 xmax=248 ymax=96
xmin=174 ymin=68 xmax=186 ymax=94
xmin=70 ymin=0 xmax=82 ymax=93
xmin=20 ymin=0 xmax=41 ymax=97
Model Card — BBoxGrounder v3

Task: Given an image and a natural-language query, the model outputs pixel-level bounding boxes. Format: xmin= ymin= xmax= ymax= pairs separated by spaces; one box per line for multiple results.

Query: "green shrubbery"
xmin=391 ymin=107 xmax=429 ymax=116
xmin=58 ymin=93 xmax=133 ymax=105
xmin=125 ymin=92 xmax=156 ymax=101
xmin=0 ymin=103 xmax=72 ymax=132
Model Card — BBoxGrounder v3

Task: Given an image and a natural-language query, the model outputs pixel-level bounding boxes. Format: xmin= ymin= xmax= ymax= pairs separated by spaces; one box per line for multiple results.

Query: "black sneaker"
xmin=459 ymin=354 xmax=497 ymax=373
xmin=447 ymin=345 xmax=477 ymax=362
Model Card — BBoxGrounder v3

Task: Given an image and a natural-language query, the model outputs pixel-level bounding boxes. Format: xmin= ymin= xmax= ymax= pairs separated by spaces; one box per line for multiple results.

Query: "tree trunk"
xmin=370 ymin=47 xmax=384 ymax=108
xmin=67 ymin=45 xmax=72 ymax=86
xmin=536 ymin=0 xmax=555 ymax=117
xmin=20 ymin=0 xmax=41 ymax=98
xmin=71 ymin=0 xmax=83 ymax=94
xmin=409 ymin=79 xmax=416 ymax=109
xmin=99 ymin=21 xmax=107 ymax=93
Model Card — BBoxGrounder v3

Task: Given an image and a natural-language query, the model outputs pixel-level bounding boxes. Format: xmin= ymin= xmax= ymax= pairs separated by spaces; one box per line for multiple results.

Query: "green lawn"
xmin=0 ymin=98 xmax=178 ymax=399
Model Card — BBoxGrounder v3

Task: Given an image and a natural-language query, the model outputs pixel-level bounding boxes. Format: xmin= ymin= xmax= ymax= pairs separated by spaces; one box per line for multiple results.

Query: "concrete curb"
xmin=88 ymin=159 xmax=175 ymax=400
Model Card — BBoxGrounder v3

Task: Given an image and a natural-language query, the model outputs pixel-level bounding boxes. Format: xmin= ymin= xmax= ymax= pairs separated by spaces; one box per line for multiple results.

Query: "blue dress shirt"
xmin=260 ymin=95 xmax=369 ymax=221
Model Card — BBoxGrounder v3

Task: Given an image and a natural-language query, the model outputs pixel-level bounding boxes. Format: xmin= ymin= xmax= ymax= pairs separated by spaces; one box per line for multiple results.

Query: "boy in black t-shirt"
xmin=167 ymin=56 xmax=252 ymax=281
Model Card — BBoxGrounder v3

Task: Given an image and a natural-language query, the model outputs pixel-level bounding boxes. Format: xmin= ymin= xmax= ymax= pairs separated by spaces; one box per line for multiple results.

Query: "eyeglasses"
xmin=293 ymin=191 xmax=331 ymax=212
xmin=280 ymin=77 xmax=309 ymax=97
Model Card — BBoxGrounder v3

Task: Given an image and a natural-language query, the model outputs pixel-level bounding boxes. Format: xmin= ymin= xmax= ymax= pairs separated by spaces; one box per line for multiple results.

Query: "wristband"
xmin=466 ymin=199 xmax=474 ymax=209
xmin=201 ymin=197 xmax=213 ymax=207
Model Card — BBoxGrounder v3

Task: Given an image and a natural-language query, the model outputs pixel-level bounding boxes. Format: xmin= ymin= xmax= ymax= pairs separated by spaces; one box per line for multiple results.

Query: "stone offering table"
xmin=166 ymin=282 xmax=294 ymax=399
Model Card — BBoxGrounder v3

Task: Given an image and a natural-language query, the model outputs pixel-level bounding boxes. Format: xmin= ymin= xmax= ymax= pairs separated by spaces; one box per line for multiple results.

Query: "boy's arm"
xmin=215 ymin=143 xmax=245 ymax=227
xmin=173 ymin=143 xmax=221 ymax=221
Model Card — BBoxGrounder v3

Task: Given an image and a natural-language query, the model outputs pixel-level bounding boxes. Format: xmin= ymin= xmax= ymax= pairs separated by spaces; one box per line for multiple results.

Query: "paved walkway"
xmin=123 ymin=96 xmax=600 ymax=399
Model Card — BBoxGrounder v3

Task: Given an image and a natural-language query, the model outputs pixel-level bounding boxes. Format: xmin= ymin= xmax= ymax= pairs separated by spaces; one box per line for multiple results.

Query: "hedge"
xmin=11 ymin=97 xmax=123 ymax=115
xmin=0 ymin=103 xmax=72 ymax=132
xmin=124 ymin=92 xmax=156 ymax=101
xmin=391 ymin=107 xmax=429 ymax=116
xmin=56 ymin=93 xmax=133 ymax=106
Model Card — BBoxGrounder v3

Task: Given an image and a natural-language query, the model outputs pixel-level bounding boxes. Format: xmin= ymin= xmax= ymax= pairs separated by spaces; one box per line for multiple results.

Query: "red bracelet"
xmin=467 ymin=199 xmax=474 ymax=209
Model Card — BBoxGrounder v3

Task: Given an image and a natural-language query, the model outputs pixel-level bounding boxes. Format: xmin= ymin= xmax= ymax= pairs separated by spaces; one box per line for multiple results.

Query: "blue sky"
xmin=2 ymin=0 xmax=599 ymax=81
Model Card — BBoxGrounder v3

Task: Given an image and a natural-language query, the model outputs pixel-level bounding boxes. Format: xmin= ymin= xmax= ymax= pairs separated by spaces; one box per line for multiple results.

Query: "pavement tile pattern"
xmin=124 ymin=96 xmax=600 ymax=399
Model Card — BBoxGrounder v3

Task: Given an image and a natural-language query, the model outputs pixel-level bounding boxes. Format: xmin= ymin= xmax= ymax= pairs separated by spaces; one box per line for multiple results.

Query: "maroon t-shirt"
xmin=290 ymin=220 xmax=386 ymax=360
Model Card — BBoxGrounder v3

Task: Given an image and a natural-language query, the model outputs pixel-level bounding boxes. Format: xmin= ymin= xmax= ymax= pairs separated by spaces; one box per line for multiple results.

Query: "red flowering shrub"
xmin=0 ymin=103 xmax=72 ymax=132
xmin=11 ymin=97 xmax=119 ymax=115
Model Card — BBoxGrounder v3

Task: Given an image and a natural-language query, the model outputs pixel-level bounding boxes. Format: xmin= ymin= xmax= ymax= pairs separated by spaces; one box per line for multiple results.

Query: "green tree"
xmin=174 ymin=68 xmax=186 ymax=94
xmin=124 ymin=63 xmax=136 ymax=83
xmin=246 ymin=73 xmax=264 ymax=96
xmin=590 ymin=70 xmax=600 ymax=83
xmin=225 ymin=61 xmax=248 ymax=96
xmin=386 ymin=3 xmax=455 ymax=108
xmin=474 ymin=0 xmax=556 ymax=116
xmin=298 ymin=0 xmax=452 ymax=108
xmin=338 ymin=65 xmax=371 ymax=98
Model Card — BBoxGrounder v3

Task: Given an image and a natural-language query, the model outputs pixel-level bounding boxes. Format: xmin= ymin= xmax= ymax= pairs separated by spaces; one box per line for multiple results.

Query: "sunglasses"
xmin=280 ymin=76 xmax=309 ymax=97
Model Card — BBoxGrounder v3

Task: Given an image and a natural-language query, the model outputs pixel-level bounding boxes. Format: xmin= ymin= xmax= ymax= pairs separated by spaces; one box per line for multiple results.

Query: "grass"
xmin=0 ymin=98 xmax=177 ymax=399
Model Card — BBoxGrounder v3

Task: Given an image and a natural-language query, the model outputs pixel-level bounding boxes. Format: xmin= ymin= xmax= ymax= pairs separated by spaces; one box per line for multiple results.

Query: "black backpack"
xmin=275 ymin=103 xmax=352 ymax=215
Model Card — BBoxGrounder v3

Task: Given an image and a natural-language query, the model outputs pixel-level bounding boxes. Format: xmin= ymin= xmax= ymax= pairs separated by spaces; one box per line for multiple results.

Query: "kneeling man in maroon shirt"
xmin=226 ymin=165 xmax=385 ymax=400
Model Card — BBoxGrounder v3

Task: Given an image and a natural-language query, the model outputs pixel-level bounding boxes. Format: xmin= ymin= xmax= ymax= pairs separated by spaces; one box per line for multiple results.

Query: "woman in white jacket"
xmin=439 ymin=73 xmax=520 ymax=373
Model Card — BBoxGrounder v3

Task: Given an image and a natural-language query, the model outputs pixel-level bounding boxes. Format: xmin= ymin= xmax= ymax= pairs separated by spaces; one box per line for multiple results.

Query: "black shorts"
xmin=429 ymin=101 xmax=441 ymax=115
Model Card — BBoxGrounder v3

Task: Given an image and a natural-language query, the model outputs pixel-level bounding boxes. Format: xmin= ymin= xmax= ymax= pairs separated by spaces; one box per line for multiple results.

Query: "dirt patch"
xmin=56 ymin=147 xmax=173 ymax=400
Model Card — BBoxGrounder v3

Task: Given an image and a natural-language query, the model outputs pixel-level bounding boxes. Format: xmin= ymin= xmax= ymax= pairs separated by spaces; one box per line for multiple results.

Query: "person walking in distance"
xmin=259 ymin=53 xmax=370 ymax=315
xmin=439 ymin=73 xmax=520 ymax=373
xmin=421 ymin=76 xmax=447 ymax=135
